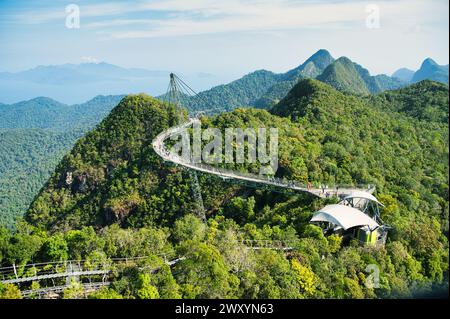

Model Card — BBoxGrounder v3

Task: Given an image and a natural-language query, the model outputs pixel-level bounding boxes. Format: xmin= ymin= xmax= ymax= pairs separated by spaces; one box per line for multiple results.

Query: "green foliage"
xmin=41 ymin=233 xmax=69 ymax=261
xmin=135 ymin=273 xmax=160 ymax=299
xmin=0 ymin=283 xmax=23 ymax=299
xmin=63 ymin=279 xmax=84 ymax=299
xmin=172 ymin=214 xmax=206 ymax=243
xmin=175 ymin=242 xmax=239 ymax=298
xmin=327 ymin=234 xmax=343 ymax=253
xmin=0 ymin=95 xmax=124 ymax=228
xmin=317 ymin=57 xmax=405 ymax=95
xmin=0 ymin=128 xmax=82 ymax=227
xmin=291 ymin=259 xmax=318 ymax=296
xmin=88 ymin=287 xmax=123 ymax=299
xmin=0 ymin=77 xmax=447 ymax=299
xmin=369 ymin=80 xmax=449 ymax=123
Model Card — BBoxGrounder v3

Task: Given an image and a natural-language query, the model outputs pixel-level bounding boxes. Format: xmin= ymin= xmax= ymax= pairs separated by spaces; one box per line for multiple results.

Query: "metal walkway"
xmin=152 ymin=118 xmax=374 ymax=199
xmin=1 ymin=240 xmax=293 ymax=286
xmin=0 ymin=254 xmax=176 ymax=285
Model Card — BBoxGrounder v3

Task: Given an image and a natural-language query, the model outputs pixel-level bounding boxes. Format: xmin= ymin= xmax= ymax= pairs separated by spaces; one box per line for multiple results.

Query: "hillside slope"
xmin=25 ymin=95 xmax=234 ymax=231
xmin=316 ymin=57 xmax=406 ymax=95
xmin=369 ymin=80 xmax=449 ymax=123
xmin=1 ymin=80 xmax=445 ymax=299
xmin=0 ymin=95 xmax=124 ymax=227
xmin=163 ymin=49 xmax=335 ymax=112
xmin=0 ymin=95 xmax=124 ymax=130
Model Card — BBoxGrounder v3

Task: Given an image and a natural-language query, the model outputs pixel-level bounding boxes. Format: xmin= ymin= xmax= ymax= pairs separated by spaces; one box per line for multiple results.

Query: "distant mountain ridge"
xmin=316 ymin=57 xmax=406 ymax=95
xmin=0 ymin=62 xmax=166 ymax=84
xmin=0 ymin=95 xmax=125 ymax=130
xmin=411 ymin=58 xmax=449 ymax=84
xmin=0 ymin=94 xmax=126 ymax=226
xmin=283 ymin=49 xmax=335 ymax=79
xmin=0 ymin=62 xmax=226 ymax=104
xmin=177 ymin=49 xmax=448 ymax=111
xmin=2 ymin=50 xmax=448 ymax=109
xmin=392 ymin=68 xmax=415 ymax=82
xmin=172 ymin=49 xmax=337 ymax=111
xmin=392 ymin=58 xmax=449 ymax=85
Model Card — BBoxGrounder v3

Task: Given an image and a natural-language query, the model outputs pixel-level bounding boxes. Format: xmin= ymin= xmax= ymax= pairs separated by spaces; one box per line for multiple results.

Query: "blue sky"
xmin=0 ymin=0 xmax=448 ymax=79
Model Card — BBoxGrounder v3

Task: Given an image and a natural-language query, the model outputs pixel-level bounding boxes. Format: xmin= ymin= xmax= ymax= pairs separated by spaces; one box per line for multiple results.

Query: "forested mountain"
xmin=368 ymin=80 xmax=449 ymax=123
xmin=253 ymin=49 xmax=336 ymax=109
xmin=0 ymin=95 xmax=124 ymax=130
xmin=160 ymin=49 xmax=336 ymax=112
xmin=316 ymin=57 xmax=371 ymax=94
xmin=283 ymin=49 xmax=335 ymax=79
xmin=0 ymin=128 xmax=83 ymax=227
xmin=171 ymin=49 xmax=417 ymax=112
xmin=412 ymin=58 xmax=449 ymax=84
xmin=170 ymin=69 xmax=283 ymax=113
xmin=0 ymin=97 xmax=67 ymax=129
xmin=0 ymin=95 xmax=124 ymax=227
xmin=1 ymin=78 xmax=446 ymax=299
xmin=1 ymin=51 xmax=448 ymax=230
xmin=316 ymin=57 xmax=406 ymax=95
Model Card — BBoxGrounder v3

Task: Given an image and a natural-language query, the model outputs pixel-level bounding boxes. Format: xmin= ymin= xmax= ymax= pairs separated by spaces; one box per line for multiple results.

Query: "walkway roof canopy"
xmin=343 ymin=190 xmax=384 ymax=206
xmin=310 ymin=204 xmax=380 ymax=230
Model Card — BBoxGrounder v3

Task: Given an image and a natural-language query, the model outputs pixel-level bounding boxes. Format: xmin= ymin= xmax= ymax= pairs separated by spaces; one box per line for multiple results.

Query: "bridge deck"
xmin=152 ymin=118 xmax=374 ymax=198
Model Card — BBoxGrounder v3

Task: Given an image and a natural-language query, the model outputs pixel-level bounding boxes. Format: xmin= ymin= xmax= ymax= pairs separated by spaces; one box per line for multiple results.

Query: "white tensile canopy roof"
xmin=310 ymin=204 xmax=380 ymax=230
xmin=343 ymin=190 xmax=384 ymax=206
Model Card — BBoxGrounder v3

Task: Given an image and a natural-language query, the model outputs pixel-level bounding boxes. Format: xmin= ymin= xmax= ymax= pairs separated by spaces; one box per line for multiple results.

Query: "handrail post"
xmin=13 ymin=263 xmax=18 ymax=280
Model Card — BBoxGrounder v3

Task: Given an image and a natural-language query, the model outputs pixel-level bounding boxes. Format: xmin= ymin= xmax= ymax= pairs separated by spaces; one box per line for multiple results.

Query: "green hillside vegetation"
xmin=0 ymin=78 xmax=447 ymax=299
xmin=316 ymin=57 xmax=406 ymax=95
xmin=369 ymin=80 xmax=449 ymax=123
xmin=253 ymin=80 xmax=297 ymax=109
xmin=0 ymin=95 xmax=124 ymax=228
xmin=0 ymin=95 xmax=124 ymax=130
xmin=317 ymin=57 xmax=371 ymax=95
xmin=160 ymin=49 xmax=336 ymax=112
xmin=0 ymin=129 xmax=83 ymax=227
xmin=171 ymin=50 xmax=407 ymax=113
xmin=159 ymin=70 xmax=283 ymax=113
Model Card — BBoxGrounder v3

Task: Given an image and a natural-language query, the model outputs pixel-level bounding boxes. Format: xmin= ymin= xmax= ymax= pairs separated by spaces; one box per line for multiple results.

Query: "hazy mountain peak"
xmin=412 ymin=57 xmax=449 ymax=84
xmin=284 ymin=49 xmax=335 ymax=79
xmin=304 ymin=49 xmax=334 ymax=70
xmin=392 ymin=68 xmax=415 ymax=82
xmin=421 ymin=58 xmax=439 ymax=68
xmin=17 ymin=96 xmax=66 ymax=106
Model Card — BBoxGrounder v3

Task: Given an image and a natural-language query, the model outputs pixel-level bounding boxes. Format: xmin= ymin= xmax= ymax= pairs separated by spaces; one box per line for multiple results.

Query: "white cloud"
xmin=81 ymin=56 xmax=100 ymax=63
xmin=100 ymin=0 xmax=439 ymax=39
xmin=9 ymin=0 xmax=448 ymax=40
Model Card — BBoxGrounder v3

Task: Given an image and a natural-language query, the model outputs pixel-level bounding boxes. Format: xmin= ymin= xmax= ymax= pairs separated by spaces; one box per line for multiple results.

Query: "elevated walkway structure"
xmin=152 ymin=118 xmax=374 ymax=199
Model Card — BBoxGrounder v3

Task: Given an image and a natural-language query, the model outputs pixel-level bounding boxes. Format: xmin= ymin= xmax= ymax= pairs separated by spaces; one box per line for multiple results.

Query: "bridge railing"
xmin=0 ymin=253 xmax=176 ymax=284
xmin=21 ymin=281 xmax=110 ymax=298
xmin=153 ymin=118 xmax=375 ymax=196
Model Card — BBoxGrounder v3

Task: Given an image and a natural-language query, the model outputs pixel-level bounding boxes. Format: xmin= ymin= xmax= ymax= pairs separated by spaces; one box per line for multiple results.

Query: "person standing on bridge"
xmin=307 ymin=181 xmax=312 ymax=190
